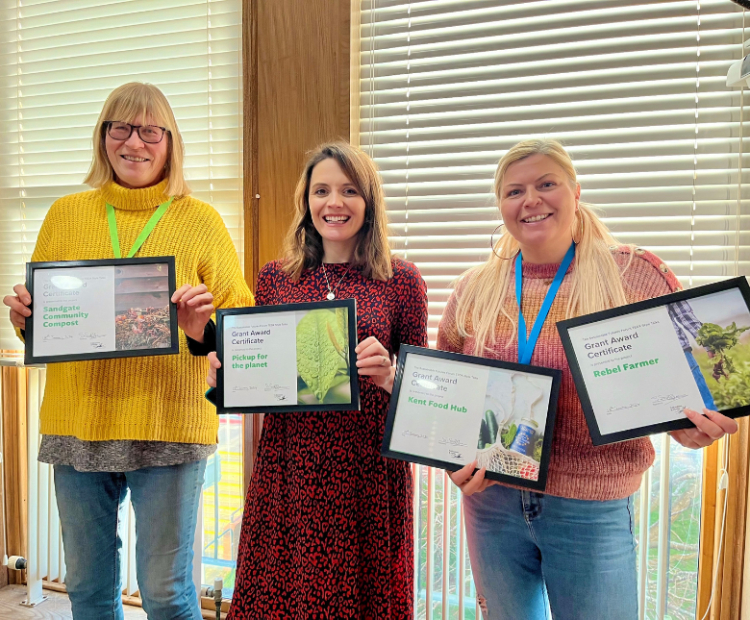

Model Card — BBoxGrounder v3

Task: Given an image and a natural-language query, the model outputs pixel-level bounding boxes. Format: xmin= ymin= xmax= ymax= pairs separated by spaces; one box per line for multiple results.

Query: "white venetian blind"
xmin=0 ymin=0 xmax=243 ymax=351
xmin=360 ymin=0 xmax=749 ymax=344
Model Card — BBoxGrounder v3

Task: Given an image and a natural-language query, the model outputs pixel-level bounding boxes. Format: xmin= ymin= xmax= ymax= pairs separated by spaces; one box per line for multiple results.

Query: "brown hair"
xmin=282 ymin=142 xmax=393 ymax=281
xmin=84 ymin=82 xmax=190 ymax=196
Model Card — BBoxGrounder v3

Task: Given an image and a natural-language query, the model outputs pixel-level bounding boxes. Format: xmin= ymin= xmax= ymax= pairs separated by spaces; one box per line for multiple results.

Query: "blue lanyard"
xmin=514 ymin=242 xmax=575 ymax=365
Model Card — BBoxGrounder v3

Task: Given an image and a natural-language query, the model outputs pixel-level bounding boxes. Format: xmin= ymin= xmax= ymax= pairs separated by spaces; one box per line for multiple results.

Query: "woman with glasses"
xmin=2 ymin=82 xmax=253 ymax=620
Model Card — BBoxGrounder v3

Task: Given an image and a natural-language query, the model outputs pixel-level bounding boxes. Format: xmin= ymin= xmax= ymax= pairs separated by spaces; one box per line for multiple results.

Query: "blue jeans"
xmin=54 ymin=460 xmax=206 ymax=620
xmin=463 ymin=484 xmax=637 ymax=620
xmin=685 ymin=349 xmax=717 ymax=410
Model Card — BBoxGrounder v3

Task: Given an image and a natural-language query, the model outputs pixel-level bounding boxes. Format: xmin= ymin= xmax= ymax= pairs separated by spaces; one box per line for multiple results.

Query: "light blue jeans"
xmin=54 ymin=460 xmax=206 ymax=620
xmin=463 ymin=484 xmax=638 ymax=620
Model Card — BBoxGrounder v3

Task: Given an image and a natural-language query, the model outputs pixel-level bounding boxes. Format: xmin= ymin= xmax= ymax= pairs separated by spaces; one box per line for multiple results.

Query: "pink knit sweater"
xmin=437 ymin=246 xmax=681 ymax=501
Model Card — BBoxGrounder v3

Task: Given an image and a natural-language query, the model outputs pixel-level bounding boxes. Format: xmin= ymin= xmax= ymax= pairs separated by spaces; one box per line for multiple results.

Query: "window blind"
xmin=360 ymin=0 xmax=749 ymax=344
xmin=0 ymin=0 xmax=243 ymax=351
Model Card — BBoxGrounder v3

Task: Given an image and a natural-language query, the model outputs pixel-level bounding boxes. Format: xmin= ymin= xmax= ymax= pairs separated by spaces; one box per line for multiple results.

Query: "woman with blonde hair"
xmin=439 ymin=139 xmax=737 ymax=620
xmin=3 ymin=82 xmax=253 ymax=620
xmin=192 ymin=142 xmax=428 ymax=618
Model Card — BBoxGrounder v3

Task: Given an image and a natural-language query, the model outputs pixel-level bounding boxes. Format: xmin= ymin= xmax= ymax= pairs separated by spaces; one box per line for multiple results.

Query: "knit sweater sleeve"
xmin=613 ymin=246 xmax=683 ymax=301
xmin=15 ymin=199 xmax=61 ymax=343
xmin=195 ymin=203 xmax=254 ymax=311
xmin=30 ymin=199 xmax=60 ymax=263
xmin=437 ymin=283 xmax=465 ymax=354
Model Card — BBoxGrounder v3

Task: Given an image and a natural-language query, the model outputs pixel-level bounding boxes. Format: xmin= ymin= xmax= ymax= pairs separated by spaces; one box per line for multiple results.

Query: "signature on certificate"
xmin=438 ymin=438 xmax=467 ymax=447
xmin=232 ymin=386 xmax=250 ymax=392
xmin=447 ymin=449 xmax=463 ymax=459
xmin=43 ymin=334 xmax=73 ymax=342
xmin=606 ymin=403 xmax=640 ymax=414
xmin=90 ymin=342 xmax=103 ymax=349
xmin=651 ymin=393 xmax=689 ymax=406
xmin=80 ymin=333 xmax=106 ymax=341
xmin=264 ymin=382 xmax=287 ymax=392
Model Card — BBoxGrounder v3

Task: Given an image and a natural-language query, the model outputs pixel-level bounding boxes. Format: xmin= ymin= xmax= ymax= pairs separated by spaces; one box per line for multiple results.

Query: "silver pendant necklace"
xmin=321 ymin=263 xmax=351 ymax=300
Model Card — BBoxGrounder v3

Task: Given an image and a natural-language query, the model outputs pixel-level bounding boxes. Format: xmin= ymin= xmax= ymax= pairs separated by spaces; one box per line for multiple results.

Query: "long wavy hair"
xmin=84 ymin=82 xmax=190 ymax=196
xmin=454 ymin=139 xmax=633 ymax=355
xmin=282 ymin=142 xmax=393 ymax=281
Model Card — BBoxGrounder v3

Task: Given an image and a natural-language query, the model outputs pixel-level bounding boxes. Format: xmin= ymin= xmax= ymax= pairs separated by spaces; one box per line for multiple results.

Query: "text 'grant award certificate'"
xmin=382 ymin=346 xmax=561 ymax=491
xmin=215 ymin=299 xmax=360 ymax=414
xmin=558 ymin=277 xmax=750 ymax=445
xmin=25 ymin=257 xmax=178 ymax=364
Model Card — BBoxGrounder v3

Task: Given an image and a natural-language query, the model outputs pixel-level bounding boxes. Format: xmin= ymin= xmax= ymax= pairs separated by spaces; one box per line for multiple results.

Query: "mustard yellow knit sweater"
xmin=23 ymin=180 xmax=253 ymax=444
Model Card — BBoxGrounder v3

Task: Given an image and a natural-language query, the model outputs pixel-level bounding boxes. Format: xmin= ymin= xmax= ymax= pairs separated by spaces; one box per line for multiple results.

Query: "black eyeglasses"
xmin=105 ymin=121 xmax=169 ymax=144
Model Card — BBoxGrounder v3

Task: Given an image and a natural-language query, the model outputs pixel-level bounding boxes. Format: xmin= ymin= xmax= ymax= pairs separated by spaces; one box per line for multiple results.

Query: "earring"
xmin=571 ymin=211 xmax=584 ymax=245
xmin=490 ymin=223 xmax=516 ymax=261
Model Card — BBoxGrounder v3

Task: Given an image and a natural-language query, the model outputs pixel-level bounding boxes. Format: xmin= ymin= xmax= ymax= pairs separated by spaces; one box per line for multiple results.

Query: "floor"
xmin=0 ymin=585 xmax=148 ymax=619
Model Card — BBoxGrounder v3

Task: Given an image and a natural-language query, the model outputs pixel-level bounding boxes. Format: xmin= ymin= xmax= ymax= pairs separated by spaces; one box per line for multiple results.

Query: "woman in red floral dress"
xmin=197 ymin=143 xmax=428 ymax=619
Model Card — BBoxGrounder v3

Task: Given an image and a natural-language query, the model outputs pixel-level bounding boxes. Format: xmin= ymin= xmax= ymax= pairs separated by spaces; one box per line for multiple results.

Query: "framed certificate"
xmin=558 ymin=277 xmax=750 ymax=445
xmin=382 ymin=345 xmax=561 ymax=491
xmin=215 ymin=299 xmax=360 ymax=414
xmin=25 ymin=257 xmax=179 ymax=364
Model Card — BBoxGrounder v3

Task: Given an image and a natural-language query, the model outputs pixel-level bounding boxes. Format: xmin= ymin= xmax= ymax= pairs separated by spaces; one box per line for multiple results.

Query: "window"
xmin=360 ymin=0 xmax=748 ymax=343
xmin=0 ymin=0 xmax=245 ymax=595
xmin=359 ymin=1 xmax=747 ymax=617
xmin=0 ymin=0 xmax=244 ymax=351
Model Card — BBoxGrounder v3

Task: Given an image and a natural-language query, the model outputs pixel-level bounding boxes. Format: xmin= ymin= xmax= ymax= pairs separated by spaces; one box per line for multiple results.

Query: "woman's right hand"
xmin=3 ymin=284 xmax=32 ymax=330
xmin=448 ymin=460 xmax=497 ymax=496
xmin=206 ymin=351 xmax=222 ymax=388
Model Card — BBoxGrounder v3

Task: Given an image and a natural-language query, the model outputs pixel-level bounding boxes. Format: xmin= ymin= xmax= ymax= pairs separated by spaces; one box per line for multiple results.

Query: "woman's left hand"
xmin=172 ymin=283 xmax=214 ymax=342
xmin=669 ymin=408 xmax=739 ymax=449
xmin=355 ymin=336 xmax=396 ymax=393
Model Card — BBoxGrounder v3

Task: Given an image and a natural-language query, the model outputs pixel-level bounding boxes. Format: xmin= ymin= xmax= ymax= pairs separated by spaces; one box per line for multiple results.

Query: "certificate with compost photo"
xmin=215 ymin=299 xmax=359 ymax=414
xmin=382 ymin=345 xmax=561 ymax=491
xmin=558 ymin=277 xmax=750 ymax=445
xmin=25 ymin=257 xmax=179 ymax=364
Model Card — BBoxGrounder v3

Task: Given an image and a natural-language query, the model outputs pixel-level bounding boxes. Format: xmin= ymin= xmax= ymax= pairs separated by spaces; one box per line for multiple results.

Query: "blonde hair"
xmin=282 ymin=142 xmax=393 ymax=282
xmin=84 ymin=82 xmax=190 ymax=196
xmin=455 ymin=138 xmax=632 ymax=355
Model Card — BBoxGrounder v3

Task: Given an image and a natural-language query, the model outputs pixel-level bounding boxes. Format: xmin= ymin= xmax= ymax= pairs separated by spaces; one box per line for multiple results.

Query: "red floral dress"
xmin=227 ymin=258 xmax=428 ymax=620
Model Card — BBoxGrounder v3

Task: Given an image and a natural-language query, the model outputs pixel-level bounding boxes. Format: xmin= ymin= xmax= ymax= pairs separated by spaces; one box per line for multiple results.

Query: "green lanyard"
xmin=106 ymin=197 xmax=174 ymax=258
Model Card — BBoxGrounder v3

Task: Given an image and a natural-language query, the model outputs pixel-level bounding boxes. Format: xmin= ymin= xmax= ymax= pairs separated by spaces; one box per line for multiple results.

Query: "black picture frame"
xmin=382 ymin=345 xmax=561 ymax=492
xmin=25 ymin=256 xmax=179 ymax=364
xmin=215 ymin=299 xmax=360 ymax=414
xmin=557 ymin=276 xmax=750 ymax=446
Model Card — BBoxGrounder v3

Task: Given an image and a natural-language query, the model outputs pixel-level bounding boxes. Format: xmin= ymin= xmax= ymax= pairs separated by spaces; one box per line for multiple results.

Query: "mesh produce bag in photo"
xmin=476 ymin=444 xmax=540 ymax=481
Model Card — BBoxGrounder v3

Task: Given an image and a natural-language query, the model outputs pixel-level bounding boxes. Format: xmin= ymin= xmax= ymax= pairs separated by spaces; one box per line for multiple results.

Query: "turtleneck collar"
xmin=99 ymin=180 xmax=171 ymax=212
xmin=515 ymin=256 xmax=577 ymax=279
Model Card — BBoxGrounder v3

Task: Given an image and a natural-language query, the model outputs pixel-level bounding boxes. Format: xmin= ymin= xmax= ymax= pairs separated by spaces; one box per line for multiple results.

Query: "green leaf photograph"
xmin=296 ymin=308 xmax=352 ymax=405
xmin=671 ymin=288 xmax=750 ymax=412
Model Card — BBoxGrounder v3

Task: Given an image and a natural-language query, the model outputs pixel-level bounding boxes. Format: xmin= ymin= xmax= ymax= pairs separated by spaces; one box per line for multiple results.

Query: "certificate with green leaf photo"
xmin=215 ymin=300 xmax=359 ymax=413
xmin=558 ymin=277 xmax=750 ymax=445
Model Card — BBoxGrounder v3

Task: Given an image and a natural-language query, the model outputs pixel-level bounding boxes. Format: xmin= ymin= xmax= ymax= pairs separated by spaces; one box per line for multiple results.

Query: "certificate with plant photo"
xmin=382 ymin=345 xmax=561 ymax=491
xmin=215 ymin=299 xmax=359 ymax=413
xmin=25 ymin=257 xmax=179 ymax=364
xmin=558 ymin=277 xmax=750 ymax=446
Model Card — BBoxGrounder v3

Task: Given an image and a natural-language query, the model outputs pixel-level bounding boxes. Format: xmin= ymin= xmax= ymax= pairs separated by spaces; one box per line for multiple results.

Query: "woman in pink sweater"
xmin=439 ymin=139 xmax=736 ymax=620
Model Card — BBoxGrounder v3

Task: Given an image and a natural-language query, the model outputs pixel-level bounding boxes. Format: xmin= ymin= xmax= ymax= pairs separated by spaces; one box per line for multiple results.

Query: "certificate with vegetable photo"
xmin=382 ymin=345 xmax=561 ymax=491
xmin=25 ymin=257 xmax=179 ymax=364
xmin=215 ymin=299 xmax=359 ymax=414
xmin=558 ymin=277 xmax=750 ymax=445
